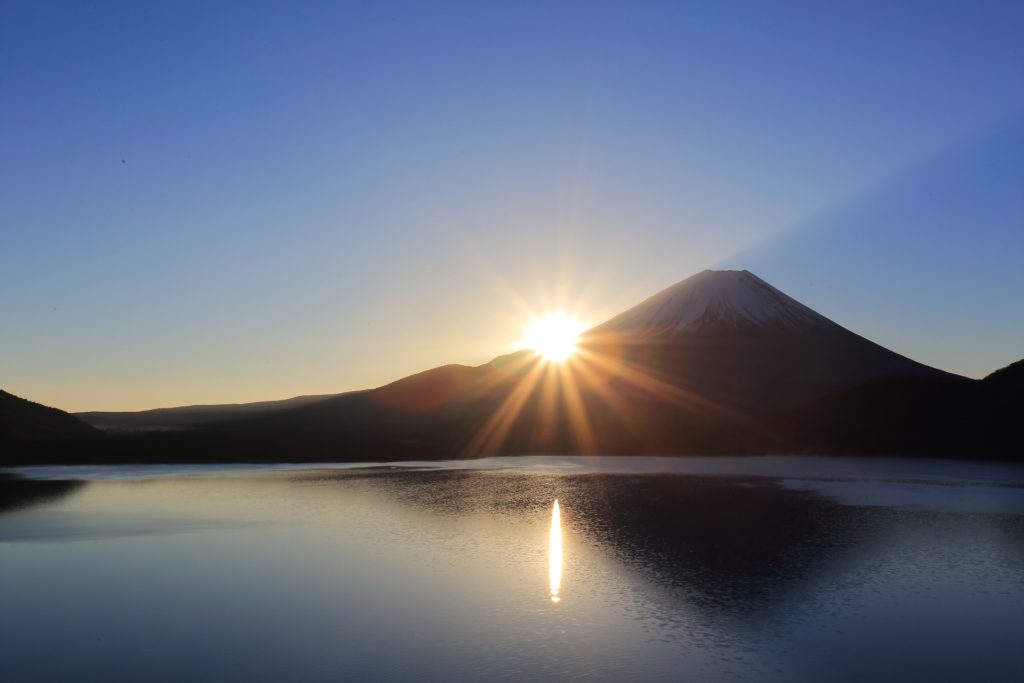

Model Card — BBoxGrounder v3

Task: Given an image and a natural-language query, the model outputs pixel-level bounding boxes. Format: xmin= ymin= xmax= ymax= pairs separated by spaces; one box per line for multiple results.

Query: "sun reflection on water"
xmin=549 ymin=498 xmax=562 ymax=603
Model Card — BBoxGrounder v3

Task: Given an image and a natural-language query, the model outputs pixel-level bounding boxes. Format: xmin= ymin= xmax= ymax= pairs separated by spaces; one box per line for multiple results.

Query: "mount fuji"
xmin=594 ymin=269 xmax=827 ymax=335
xmin=582 ymin=269 xmax=952 ymax=416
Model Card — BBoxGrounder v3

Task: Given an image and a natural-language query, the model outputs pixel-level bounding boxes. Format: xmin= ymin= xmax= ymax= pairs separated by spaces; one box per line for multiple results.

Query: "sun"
xmin=523 ymin=312 xmax=586 ymax=362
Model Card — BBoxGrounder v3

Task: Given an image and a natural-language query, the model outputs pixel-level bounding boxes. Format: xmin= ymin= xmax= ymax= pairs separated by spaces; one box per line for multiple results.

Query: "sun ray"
xmin=556 ymin=360 xmax=597 ymax=453
xmin=458 ymin=305 xmax=770 ymax=458
xmin=536 ymin=362 xmax=561 ymax=447
xmin=462 ymin=358 xmax=546 ymax=456
xmin=573 ymin=343 xmax=746 ymax=423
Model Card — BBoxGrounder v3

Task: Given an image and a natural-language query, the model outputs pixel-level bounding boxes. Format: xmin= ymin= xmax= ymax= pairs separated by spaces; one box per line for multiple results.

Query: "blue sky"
xmin=2 ymin=1 xmax=1022 ymax=410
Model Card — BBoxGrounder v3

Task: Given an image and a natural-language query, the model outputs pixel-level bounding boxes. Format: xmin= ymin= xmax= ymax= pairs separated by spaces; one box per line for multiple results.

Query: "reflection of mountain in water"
xmin=0 ymin=474 xmax=84 ymax=513
xmin=561 ymin=474 xmax=886 ymax=624
xmin=296 ymin=469 xmax=884 ymax=622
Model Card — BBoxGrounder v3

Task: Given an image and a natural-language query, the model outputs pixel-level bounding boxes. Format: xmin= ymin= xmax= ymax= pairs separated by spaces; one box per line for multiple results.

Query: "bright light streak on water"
xmin=549 ymin=499 xmax=562 ymax=603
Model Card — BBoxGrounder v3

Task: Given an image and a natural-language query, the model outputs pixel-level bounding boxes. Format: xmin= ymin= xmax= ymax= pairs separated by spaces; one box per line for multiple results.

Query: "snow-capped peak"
xmin=591 ymin=270 xmax=829 ymax=336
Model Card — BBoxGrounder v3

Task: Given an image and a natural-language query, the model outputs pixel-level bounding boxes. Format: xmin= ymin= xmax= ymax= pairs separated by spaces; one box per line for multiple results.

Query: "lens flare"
xmin=523 ymin=313 xmax=585 ymax=362
xmin=549 ymin=498 xmax=562 ymax=603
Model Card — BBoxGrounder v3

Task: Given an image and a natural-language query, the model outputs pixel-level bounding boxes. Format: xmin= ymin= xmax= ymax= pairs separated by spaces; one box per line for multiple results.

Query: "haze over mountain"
xmin=3 ymin=270 xmax=1018 ymax=463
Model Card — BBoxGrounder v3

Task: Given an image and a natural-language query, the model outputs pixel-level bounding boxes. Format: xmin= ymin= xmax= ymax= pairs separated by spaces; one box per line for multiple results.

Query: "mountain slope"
xmin=584 ymin=270 xmax=955 ymax=414
xmin=76 ymin=393 xmax=341 ymax=432
xmin=774 ymin=359 xmax=1022 ymax=458
xmin=594 ymin=269 xmax=826 ymax=335
xmin=0 ymin=390 xmax=102 ymax=445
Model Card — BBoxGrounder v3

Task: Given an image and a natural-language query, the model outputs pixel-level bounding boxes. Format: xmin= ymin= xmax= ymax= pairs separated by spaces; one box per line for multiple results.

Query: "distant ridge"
xmin=76 ymin=393 xmax=342 ymax=432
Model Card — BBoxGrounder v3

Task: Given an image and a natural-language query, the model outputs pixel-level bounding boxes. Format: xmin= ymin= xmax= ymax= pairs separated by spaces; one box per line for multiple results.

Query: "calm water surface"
xmin=3 ymin=456 xmax=1024 ymax=682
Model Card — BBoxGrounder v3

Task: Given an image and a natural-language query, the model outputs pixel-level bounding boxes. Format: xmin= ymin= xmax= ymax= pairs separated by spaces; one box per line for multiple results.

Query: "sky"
xmin=2 ymin=0 xmax=1022 ymax=412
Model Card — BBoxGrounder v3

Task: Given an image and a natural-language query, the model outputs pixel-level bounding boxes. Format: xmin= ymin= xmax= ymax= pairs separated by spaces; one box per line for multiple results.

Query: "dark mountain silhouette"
xmin=0 ymin=390 xmax=103 ymax=454
xmin=3 ymin=270 xmax=1019 ymax=463
xmin=774 ymin=359 xmax=1023 ymax=458
xmin=98 ymin=271 xmax=1000 ymax=461
xmin=76 ymin=392 xmax=342 ymax=432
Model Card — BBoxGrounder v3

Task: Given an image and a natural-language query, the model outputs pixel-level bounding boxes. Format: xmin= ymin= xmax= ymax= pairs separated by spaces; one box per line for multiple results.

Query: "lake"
xmin=3 ymin=456 xmax=1024 ymax=682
